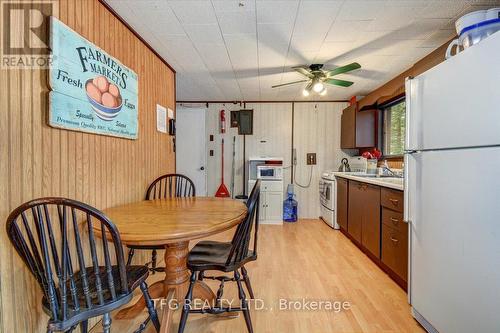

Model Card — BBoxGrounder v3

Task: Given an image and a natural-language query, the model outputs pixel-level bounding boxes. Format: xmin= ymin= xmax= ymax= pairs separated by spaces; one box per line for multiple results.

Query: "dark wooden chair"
xmin=127 ymin=174 xmax=195 ymax=273
xmin=178 ymin=180 xmax=261 ymax=333
xmin=5 ymin=197 xmax=160 ymax=333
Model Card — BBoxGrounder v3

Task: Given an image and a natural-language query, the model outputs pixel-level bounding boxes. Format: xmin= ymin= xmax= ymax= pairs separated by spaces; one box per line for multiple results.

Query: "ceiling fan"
xmin=271 ymin=62 xmax=361 ymax=96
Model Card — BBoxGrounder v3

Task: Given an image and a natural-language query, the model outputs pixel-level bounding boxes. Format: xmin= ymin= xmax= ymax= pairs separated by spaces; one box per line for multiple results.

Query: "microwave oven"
xmin=257 ymin=165 xmax=283 ymax=180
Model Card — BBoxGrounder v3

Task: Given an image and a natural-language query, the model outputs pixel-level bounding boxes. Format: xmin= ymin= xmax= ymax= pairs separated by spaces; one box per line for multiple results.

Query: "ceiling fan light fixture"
xmin=320 ymin=88 xmax=327 ymax=96
xmin=313 ymin=81 xmax=324 ymax=93
xmin=302 ymin=89 xmax=310 ymax=97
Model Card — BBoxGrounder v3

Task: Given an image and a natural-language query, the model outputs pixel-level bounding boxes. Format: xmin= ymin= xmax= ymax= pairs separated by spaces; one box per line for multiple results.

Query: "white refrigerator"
xmin=405 ymin=31 xmax=500 ymax=333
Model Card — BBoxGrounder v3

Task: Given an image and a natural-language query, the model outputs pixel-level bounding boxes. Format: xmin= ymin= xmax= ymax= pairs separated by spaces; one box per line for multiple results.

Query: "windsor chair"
xmin=178 ymin=180 xmax=261 ymax=333
xmin=5 ymin=197 xmax=160 ymax=333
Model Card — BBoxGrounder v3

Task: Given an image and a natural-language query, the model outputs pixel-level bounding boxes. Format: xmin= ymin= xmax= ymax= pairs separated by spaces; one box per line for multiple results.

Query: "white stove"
xmin=319 ymin=170 xmax=338 ymax=229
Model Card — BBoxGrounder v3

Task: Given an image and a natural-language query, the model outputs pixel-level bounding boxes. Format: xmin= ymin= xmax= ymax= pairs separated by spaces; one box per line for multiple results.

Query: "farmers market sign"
xmin=49 ymin=17 xmax=138 ymax=139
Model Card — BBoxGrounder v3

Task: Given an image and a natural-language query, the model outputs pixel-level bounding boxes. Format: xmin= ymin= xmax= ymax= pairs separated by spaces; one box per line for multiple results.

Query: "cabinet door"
xmin=265 ymin=191 xmax=283 ymax=221
xmin=382 ymin=223 xmax=408 ymax=282
xmin=355 ymin=110 xmax=376 ymax=148
xmin=336 ymin=178 xmax=348 ymax=230
xmin=259 ymin=192 xmax=267 ymax=221
xmin=347 ymin=181 xmax=363 ymax=243
xmin=341 ymin=104 xmax=356 ymax=149
xmin=361 ymin=183 xmax=381 ymax=258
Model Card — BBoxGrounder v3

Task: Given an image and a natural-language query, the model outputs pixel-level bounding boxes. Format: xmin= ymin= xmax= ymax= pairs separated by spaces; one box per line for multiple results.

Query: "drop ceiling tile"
xmin=218 ymin=10 xmax=257 ymax=35
xmin=225 ymin=35 xmax=258 ymax=69
xmin=366 ymin=6 xmax=426 ymax=31
xmin=290 ymin=34 xmax=325 ymax=53
xmin=389 ymin=18 xmax=451 ymax=39
xmin=326 ymin=20 xmax=372 ymax=42
xmin=336 ymin=0 xmax=386 ymax=21
xmin=258 ymin=44 xmax=288 ymax=68
xmin=212 ymin=0 xmax=256 ymax=12
xmin=183 ymin=24 xmax=224 ymax=44
xmin=293 ymin=0 xmax=342 ymax=36
xmin=256 ymin=1 xmax=299 ymax=24
xmin=257 ymin=23 xmax=294 ymax=46
xmin=195 ymin=43 xmax=233 ymax=73
xmin=168 ymin=1 xmax=217 ymax=25
xmin=315 ymin=41 xmax=358 ymax=64
xmin=418 ymin=1 xmax=468 ymax=19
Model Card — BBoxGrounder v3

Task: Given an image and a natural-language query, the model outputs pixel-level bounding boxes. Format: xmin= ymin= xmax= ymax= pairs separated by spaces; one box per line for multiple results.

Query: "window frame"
xmin=379 ymin=97 xmax=406 ymax=158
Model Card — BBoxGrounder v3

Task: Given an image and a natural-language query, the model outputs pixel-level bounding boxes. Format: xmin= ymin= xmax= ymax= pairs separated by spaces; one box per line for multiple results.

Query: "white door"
xmin=265 ymin=192 xmax=283 ymax=221
xmin=406 ymin=146 xmax=500 ymax=333
xmin=176 ymin=107 xmax=207 ymax=196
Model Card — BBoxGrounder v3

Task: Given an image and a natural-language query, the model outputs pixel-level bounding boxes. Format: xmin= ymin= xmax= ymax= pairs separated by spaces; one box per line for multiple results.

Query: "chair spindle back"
xmin=146 ymin=174 xmax=196 ymax=199
xmin=6 ymin=197 xmax=128 ymax=323
xmin=226 ymin=180 xmax=261 ymax=266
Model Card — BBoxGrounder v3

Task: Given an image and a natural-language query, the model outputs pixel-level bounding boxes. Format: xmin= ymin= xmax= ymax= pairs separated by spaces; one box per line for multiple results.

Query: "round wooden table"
xmin=100 ymin=197 xmax=247 ymax=333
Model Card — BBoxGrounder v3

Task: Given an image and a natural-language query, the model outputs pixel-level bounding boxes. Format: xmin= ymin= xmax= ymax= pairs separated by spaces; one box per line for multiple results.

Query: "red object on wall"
xmin=220 ymin=109 xmax=226 ymax=134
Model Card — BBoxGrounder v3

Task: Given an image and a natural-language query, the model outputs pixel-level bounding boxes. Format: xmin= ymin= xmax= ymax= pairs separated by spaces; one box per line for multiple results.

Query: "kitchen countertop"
xmin=334 ymin=172 xmax=404 ymax=191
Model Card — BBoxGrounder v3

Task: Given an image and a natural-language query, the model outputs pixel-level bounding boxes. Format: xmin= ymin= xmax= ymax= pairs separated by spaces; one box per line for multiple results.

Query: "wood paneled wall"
xmin=0 ymin=1 xmax=176 ymax=332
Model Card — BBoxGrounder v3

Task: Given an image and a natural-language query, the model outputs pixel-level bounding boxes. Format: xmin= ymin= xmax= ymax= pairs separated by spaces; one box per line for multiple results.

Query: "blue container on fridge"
xmin=283 ymin=184 xmax=298 ymax=222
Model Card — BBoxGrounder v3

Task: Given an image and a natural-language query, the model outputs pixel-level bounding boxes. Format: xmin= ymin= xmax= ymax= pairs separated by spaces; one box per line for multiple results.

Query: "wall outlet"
xmin=307 ymin=153 xmax=316 ymax=165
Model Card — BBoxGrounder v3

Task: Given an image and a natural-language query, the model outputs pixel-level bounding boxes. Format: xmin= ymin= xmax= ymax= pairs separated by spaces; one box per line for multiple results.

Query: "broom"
xmin=215 ymin=138 xmax=230 ymax=197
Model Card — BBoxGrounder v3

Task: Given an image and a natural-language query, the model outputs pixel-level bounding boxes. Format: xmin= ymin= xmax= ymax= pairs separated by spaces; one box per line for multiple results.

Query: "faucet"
xmin=381 ymin=160 xmax=404 ymax=178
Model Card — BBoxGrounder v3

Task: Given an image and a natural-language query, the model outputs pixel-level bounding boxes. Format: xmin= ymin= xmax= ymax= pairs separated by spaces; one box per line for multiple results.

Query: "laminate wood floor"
xmin=90 ymin=219 xmax=424 ymax=333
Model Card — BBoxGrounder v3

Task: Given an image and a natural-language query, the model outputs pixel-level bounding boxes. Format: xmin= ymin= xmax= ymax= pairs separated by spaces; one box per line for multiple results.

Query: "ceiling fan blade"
xmin=292 ymin=66 xmax=314 ymax=78
xmin=325 ymin=78 xmax=354 ymax=87
xmin=325 ymin=62 xmax=361 ymax=77
xmin=271 ymin=80 xmax=309 ymax=88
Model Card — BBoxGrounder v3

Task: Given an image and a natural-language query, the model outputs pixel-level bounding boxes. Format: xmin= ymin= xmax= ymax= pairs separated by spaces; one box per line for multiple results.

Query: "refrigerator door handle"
xmin=403 ymin=153 xmax=411 ymax=224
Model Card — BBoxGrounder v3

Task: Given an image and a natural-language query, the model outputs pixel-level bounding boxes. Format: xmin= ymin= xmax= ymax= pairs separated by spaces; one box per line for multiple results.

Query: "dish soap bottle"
xmin=283 ymin=184 xmax=298 ymax=222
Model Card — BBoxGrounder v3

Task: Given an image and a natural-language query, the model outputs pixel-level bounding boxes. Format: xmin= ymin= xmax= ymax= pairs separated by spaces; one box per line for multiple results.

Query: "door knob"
xmin=200 ymin=166 xmax=205 ymax=171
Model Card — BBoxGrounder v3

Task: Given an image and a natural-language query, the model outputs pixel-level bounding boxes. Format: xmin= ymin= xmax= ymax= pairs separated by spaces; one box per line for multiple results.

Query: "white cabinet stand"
xmin=248 ymin=179 xmax=283 ymax=225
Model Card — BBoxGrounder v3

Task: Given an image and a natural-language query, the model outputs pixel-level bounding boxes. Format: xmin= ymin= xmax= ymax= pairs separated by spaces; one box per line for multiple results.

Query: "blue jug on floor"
xmin=283 ymin=184 xmax=298 ymax=222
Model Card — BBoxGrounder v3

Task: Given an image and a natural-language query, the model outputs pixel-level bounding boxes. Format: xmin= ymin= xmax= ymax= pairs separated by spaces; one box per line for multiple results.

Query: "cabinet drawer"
xmin=381 ymin=224 xmax=408 ymax=282
xmin=381 ymin=188 xmax=404 ymax=212
xmin=382 ymin=208 xmax=404 ymax=231
xmin=261 ymin=181 xmax=283 ymax=192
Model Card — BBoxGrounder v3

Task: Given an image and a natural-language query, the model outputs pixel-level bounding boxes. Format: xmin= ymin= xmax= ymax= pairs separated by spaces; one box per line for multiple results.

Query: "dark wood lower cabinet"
xmin=342 ymin=178 xmax=407 ymax=291
xmin=347 ymin=181 xmax=363 ymax=244
xmin=381 ymin=223 xmax=408 ymax=282
xmin=361 ymin=183 xmax=381 ymax=258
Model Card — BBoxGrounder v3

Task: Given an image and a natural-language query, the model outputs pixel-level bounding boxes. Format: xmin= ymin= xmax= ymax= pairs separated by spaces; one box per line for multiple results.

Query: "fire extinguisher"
xmin=220 ymin=109 xmax=226 ymax=134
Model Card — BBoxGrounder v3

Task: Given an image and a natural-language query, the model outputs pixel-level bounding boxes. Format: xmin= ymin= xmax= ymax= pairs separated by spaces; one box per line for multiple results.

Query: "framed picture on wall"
xmin=48 ymin=17 xmax=139 ymax=139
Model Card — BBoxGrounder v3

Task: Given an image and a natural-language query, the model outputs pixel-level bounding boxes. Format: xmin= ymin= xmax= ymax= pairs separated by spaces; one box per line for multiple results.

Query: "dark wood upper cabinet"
xmin=340 ymin=103 xmax=376 ymax=149
xmin=336 ymin=177 xmax=348 ymax=231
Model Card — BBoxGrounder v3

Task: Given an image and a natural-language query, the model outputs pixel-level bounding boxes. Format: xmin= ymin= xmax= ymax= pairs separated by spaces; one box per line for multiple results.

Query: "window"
xmin=382 ymin=99 xmax=406 ymax=156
